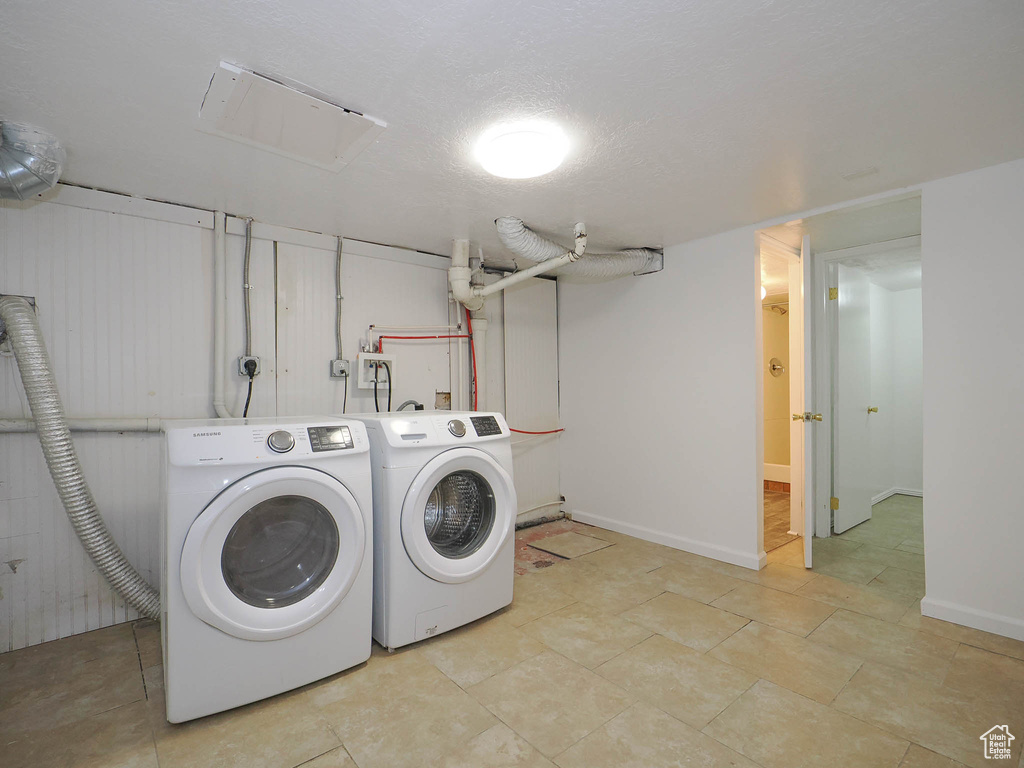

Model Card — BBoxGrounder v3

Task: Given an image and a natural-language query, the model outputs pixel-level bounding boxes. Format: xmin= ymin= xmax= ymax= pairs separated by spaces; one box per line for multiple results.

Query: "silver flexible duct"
xmin=0 ymin=296 xmax=160 ymax=619
xmin=0 ymin=123 xmax=66 ymax=200
xmin=495 ymin=217 xmax=662 ymax=279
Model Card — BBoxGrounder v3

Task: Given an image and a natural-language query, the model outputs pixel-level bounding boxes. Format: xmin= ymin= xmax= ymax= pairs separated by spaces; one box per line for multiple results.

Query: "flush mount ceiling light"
xmin=474 ymin=120 xmax=569 ymax=179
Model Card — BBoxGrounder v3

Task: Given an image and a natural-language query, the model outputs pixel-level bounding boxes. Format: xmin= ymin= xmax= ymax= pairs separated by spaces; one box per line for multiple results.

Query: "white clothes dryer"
xmin=161 ymin=417 xmax=372 ymax=722
xmin=349 ymin=411 xmax=516 ymax=650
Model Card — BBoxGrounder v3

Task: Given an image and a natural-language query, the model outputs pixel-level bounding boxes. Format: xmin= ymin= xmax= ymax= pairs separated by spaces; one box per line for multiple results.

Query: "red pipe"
xmin=465 ymin=311 xmax=478 ymax=411
xmin=377 ymin=334 xmax=471 ymax=351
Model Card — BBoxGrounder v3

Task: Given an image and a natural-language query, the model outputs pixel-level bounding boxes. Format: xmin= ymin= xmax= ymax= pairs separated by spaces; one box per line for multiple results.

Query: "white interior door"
xmin=833 ymin=264 xmax=873 ymax=533
xmin=800 ymin=236 xmax=814 ymax=567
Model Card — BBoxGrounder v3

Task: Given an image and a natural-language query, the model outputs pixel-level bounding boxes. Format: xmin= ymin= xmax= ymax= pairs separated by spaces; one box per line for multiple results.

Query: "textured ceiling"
xmin=2 ymin=1 xmax=1022 ymax=258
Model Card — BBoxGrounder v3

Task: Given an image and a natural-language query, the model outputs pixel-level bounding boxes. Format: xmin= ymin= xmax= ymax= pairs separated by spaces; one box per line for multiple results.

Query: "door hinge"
xmin=828 ymin=287 xmax=839 ymax=301
xmin=830 ymin=496 xmax=840 ymax=510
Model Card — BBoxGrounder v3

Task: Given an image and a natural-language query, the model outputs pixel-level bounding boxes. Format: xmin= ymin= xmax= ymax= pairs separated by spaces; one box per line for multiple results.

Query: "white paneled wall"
xmin=0 ymin=193 xmax=474 ymax=651
xmin=504 ymin=279 xmax=561 ymax=525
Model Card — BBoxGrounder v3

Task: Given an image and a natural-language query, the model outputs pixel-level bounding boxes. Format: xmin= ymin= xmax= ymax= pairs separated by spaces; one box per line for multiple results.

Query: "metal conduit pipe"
xmin=0 ymin=418 xmax=162 ymax=433
xmin=0 ymin=296 xmax=160 ymax=619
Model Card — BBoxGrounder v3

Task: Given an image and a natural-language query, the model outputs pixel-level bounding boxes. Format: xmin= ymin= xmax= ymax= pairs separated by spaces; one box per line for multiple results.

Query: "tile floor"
xmin=763 ymin=489 xmax=799 ymax=552
xmin=2 ymin=503 xmax=1022 ymax=768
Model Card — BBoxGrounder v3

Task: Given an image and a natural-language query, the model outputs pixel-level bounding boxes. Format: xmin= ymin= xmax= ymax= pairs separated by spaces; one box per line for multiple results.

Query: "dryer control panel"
xmin=307 ymin=425 xmax=355 ymax=452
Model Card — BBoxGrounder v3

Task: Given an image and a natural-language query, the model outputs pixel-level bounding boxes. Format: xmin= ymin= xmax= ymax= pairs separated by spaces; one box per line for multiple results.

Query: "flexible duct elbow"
xmin=495 ymin=217 xmax=662 ymax=280
xmin=0 ymin=296 xmax=160 ymax=620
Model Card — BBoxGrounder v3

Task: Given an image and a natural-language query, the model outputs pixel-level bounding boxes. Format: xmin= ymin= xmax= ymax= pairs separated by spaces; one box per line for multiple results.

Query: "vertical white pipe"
xmin=472 ymin=314 xmax=487 ymax=411
xmin=212 ymin=212 xmax=232 ymax=418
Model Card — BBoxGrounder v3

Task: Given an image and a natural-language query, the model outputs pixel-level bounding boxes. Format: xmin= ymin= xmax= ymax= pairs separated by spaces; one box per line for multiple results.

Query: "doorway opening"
xmin=758 ymin=193 xmax=924 ymax=598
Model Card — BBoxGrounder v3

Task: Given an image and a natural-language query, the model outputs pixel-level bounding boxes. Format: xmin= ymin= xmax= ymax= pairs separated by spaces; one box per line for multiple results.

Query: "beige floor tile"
xmin=576 ymin=540 xmax=672 ymax=573
xmin=870 ymin=566 xmax=927 ymax=598
xmin=740 ymin=562 xmax=818 ymax=593
xmin=703 ymin=679 xmax=908 ymax=768
xmin=521 ymin=602 xmax=651 ymax=669
xmin=596 ymin=634 xmax=756 ymax=729
xmin=795 ymin=573 xmax=917 ymax=623
xmin=0 ymin=648 xmax=145 ymax=740
xmin=468 ymin=651 xmax=633 ymax=758
xmin=899 ymin=744 xmax=966 ymax=767
xmin=503 ymin=573 xmax=577 ymax=628
xmin=530 ymin=531 xmax=612 ymax=559
xmin=133 ymin=619 xmax=163 ymax=670
xmin=899 ymin=602 xmax=1024 ymax=661
xmin=531 ymin=559 xmax=664 ymax=614
xmin=307 ymin=649 xmax=495 ymax=768
xmin=437 ymin=723 xmax=556 ymax=768
xmin=648 ymin=560 xmax=746 ymax=603
xmin=833 ymin=663 xmax=1022 ymax=768
xmin=0 ymin=699 xmax=158 ymax=768
xmin=151 ymin=683 xmax=340 ymax=768
xmin=811 ymin=551 xmax=889 ymax=584
xmin=941 ymin=644 xmax=1024 ymax=712
xmin=554 ymin=701 xmax=758 ymax=768
xmin=708 ymin=621 xmax=862 ymax=704
xmin=846 ymin=542 xmax=926 ymax=573
xmin=766 ymin=537 xmax=805 ymax=566
xmin=710 ymin=582 xmax=835 ymax=637
xmin=808 ymin=610 xmax=959 ymax=684
xmin=623 ymin=592 xmax=749 ymax=653
xmin=419 ymin=615 xmax=546 ymax=687
xmin=897 ymin=539 xmax=926 ymax=554
xmin=303 ymin=748 xmax=357 ymax=768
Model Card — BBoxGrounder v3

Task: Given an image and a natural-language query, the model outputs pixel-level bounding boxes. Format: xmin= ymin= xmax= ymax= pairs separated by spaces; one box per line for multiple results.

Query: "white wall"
xmin=559 ymin=227 xmax=762 ymax=569
xmin=921 ymin=158 xmax=1024 ymax=640
xmin=869 ymin=283 xmax=923 ymax=499
xmin=0 ymin=191 xmax=479 ymax=651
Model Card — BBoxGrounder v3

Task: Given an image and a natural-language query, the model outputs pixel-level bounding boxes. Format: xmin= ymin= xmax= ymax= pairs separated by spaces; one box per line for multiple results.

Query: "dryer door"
xmin=401 ymin=448 xmax=516 ymax=584
xmin=180 ymin=466 xmax=365 ymax=641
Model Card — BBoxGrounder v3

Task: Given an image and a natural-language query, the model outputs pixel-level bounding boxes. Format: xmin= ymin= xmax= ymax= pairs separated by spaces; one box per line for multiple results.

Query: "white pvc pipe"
xmin=471 ymin=314 xmax=487 ymax=411
xmin=476 ymin=253 xmax=575 ymax=297
xmin=212 ymin=212 xmax=232 ymax=418
xmin=0 ymin=417 xmax=163 ymax=433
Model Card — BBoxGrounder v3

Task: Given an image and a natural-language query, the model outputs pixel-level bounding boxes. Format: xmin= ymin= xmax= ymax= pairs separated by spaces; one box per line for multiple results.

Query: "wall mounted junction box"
xmin=356 ymin=352 xmax=395 ymax=390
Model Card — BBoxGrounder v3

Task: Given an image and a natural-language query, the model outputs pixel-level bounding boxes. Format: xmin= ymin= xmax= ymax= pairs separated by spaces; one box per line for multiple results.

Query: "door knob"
xmin=792 ymin=413 xmax=805 ymax=421
xmin=867 ymin=406 xmax=879 ymax=413
xmin=793 ymin=413 xmax=823 ymax=422
xmin=811 ymin=414 xmax=822 ymax=421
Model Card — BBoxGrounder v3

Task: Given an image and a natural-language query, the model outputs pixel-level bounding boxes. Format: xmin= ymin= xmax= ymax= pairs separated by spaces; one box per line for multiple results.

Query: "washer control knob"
xmin=267 ymin=430 xmax=295 ymax=453
xmin=448 ymin=419 xmax=467 ymax=438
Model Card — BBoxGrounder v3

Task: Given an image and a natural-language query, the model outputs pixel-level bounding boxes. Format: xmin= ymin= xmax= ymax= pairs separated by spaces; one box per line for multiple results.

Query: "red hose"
xmin=377 ymin=334 xmax=470 ymax=351
xmin=465 ymin=310 xmax=478 ymax=411
xmin=509 ymin=428 xmax=565 ymax=434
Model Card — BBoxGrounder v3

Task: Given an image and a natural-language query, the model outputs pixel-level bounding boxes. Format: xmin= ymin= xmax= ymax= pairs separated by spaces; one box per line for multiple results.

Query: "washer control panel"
xmin=307 ymin=425 xmax=355 ymax=452
xmin=267 ymin=430 xmax=295 ymax=453
xmin=470 ymin=415 xmax=502 ymax=437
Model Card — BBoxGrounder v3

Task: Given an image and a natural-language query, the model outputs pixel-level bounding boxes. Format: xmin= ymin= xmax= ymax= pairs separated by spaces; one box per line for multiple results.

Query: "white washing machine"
xmin=161 ymin=417 xmax=372 ymax=722
xmin=349 ymin=411 xmax=517 ymax=650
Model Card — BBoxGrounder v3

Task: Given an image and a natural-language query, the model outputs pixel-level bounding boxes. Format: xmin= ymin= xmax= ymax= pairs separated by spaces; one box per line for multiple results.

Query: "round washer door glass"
xmin=221 ymin=495 xmax=340 ymax=608
xmin=180 ymin=466 xmax=366 ymax=642
xmin=423 ymin=471 xmax=495 ymax=559
xmin=401 ymin=448 xmax=516 ymax=584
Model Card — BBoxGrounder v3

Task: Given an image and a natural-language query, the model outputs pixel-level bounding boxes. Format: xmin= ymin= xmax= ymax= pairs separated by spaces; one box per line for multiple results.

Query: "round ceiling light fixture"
xmin=474 ymin=120 xmax=569 ymax=179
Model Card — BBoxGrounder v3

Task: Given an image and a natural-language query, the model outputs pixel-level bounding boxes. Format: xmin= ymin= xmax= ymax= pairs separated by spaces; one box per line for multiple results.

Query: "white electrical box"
xmin=356 ymin=353 xmax=396 ymax=390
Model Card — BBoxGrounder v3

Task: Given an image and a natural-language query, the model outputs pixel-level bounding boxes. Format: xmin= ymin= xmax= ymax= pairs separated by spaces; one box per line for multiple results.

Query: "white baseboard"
xmin=764 ymin=464 xmax=790 ymax=484
xmin=921 ymin=596 xmax=1024 ymax=642
xmin=872 ymin=487 xmax=924 ymax=504
xmin=570 ymin=509 xmax=763 ymax=571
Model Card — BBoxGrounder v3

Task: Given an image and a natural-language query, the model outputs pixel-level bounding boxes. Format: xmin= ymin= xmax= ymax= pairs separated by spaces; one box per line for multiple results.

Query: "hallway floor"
xmin=2 ymin=515 xmax=1022 ymax=768
xmin=763 ymin=489 xmax=798 ymax=552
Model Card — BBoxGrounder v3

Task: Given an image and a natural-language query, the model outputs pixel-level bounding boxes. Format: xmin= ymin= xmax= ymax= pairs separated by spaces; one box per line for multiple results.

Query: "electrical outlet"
xmin=356 ymin=352 xmax=396 ymax=390
xmin=330 ymin=359 xmax=350 ymax=378
xmin=238 ymin=356 xmax=261 ymax=376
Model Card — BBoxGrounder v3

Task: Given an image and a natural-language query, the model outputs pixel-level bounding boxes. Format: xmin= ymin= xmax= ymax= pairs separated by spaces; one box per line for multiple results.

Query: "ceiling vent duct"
xmin=0 ymin=122 xmax=66 ymax=200
xmin=198 ymin=62 xmax=386 ymax=171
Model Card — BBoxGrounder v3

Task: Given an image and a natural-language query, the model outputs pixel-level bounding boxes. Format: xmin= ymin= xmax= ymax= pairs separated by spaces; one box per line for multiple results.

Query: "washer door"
xmin=401 ymin=448 xmax=516 ymax=584
xmin=180 ymin=466 xmax=365 ymax=641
